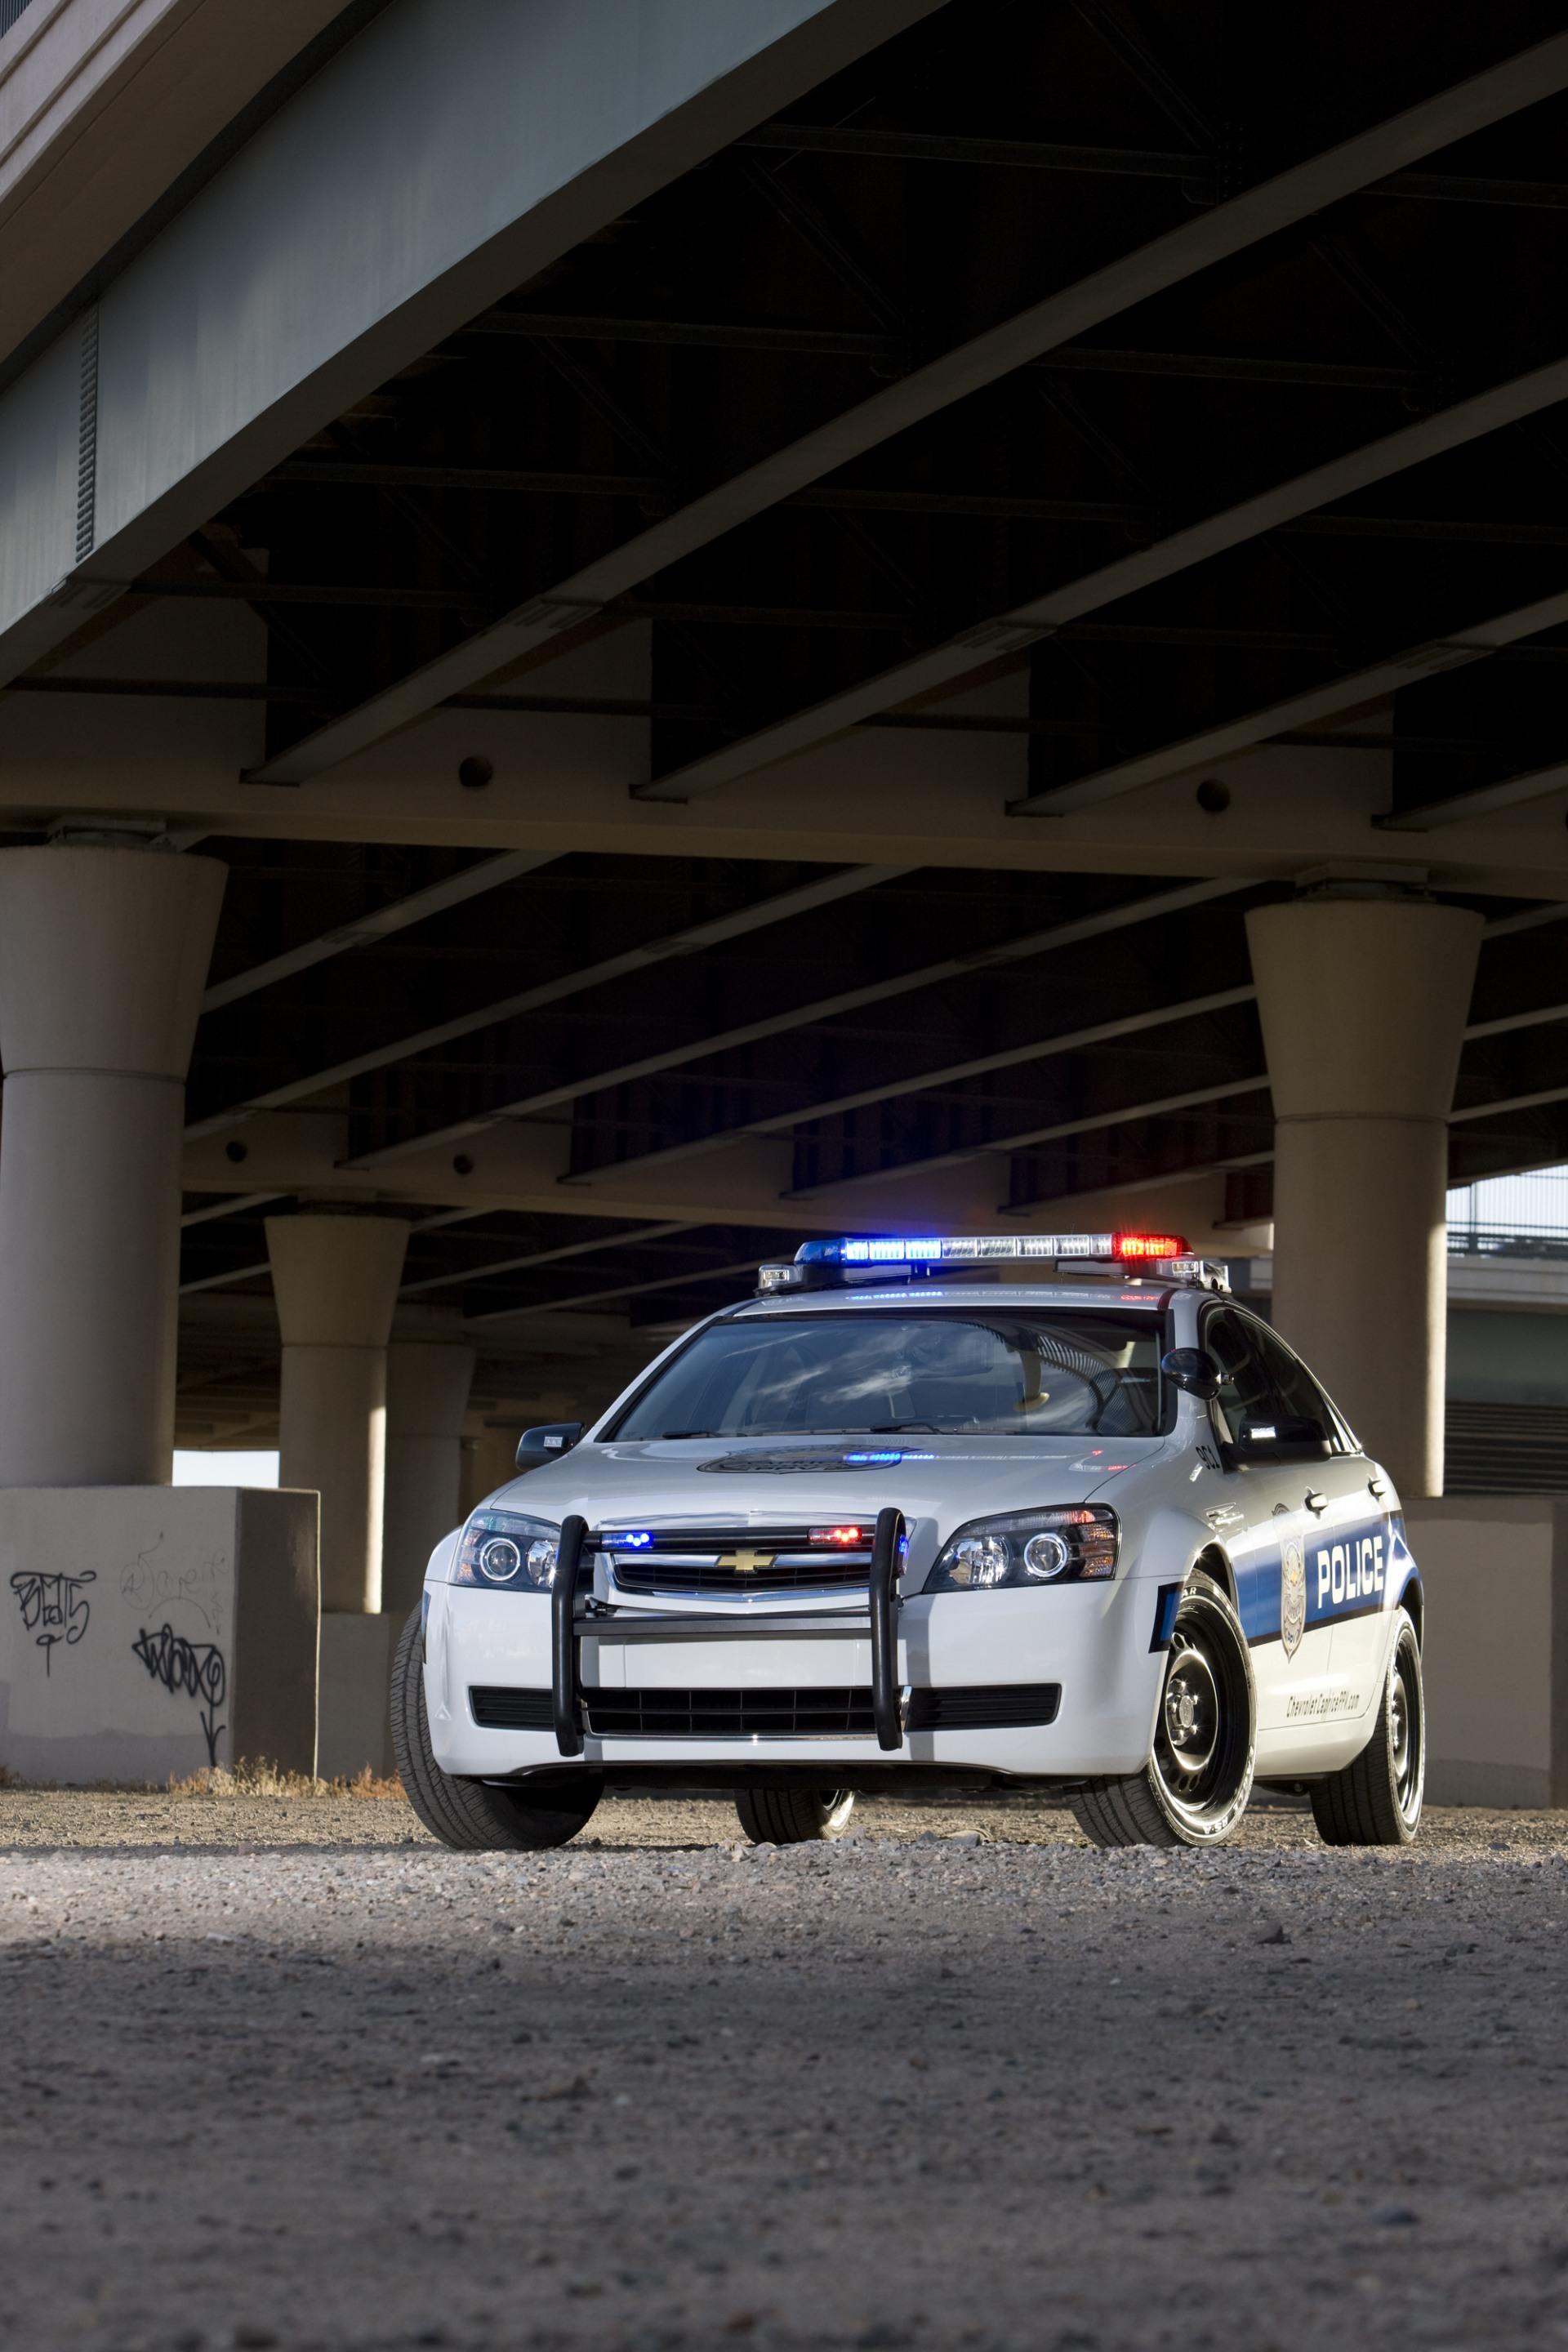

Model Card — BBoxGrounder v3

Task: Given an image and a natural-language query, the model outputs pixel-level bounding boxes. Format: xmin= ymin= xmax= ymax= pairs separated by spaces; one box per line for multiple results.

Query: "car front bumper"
xmin=424 ymin=1574 xmax=1168 ymax=1781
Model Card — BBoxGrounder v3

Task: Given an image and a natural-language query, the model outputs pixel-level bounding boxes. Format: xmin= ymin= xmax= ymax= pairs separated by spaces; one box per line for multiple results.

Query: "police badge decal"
xmin=1281 ymin=1538 xmax=1307 ymax=1659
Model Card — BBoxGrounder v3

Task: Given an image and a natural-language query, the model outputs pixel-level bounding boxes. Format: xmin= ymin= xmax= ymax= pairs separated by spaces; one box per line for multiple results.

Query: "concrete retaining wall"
xmin=1404 ymin=1497 xmax=1568 ymax=1807
xmin=0 ymin=1485 xmax=318 ymax=1784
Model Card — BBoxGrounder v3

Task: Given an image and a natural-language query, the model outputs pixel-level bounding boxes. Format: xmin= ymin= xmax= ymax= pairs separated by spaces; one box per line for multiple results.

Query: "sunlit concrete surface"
xmin=2 ymin=1793 xmax=1566 ymax=2352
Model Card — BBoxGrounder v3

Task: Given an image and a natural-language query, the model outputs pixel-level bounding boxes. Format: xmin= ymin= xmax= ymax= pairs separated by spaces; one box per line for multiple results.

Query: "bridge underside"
xmin=6 ymin=0 xmax=1568 ymax=1452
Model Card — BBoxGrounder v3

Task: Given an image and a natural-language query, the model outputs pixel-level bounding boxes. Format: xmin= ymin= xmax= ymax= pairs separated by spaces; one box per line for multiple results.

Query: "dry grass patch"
xmin=169 ymin=1761 xmax=406 ymax=1799
xmin=0 ymin=1761 xmax=405 ymax=1799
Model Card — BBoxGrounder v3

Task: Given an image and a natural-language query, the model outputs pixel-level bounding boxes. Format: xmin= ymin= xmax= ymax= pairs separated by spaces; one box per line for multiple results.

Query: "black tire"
xmin=1070 ymin=1570 xmax=1256 ymax=1849
xmin=1310 ymin=1610 xmax=1424 ymax=1847
xmin=734 ymin=1787 xmax=857 ymax=1845
xmin=390 ymin=1605 xmax=603 ymax=1851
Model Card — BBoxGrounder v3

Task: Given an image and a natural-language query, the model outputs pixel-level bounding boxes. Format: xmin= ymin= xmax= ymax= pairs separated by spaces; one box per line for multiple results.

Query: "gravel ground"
xmin=3 ymin=1792 xmax=1567 ymax=2352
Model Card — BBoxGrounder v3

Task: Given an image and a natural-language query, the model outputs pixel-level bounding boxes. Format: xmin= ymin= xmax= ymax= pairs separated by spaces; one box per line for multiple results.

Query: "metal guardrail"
xmin=1448 ymin=1228 xmax=1568 ymax=1261
xmin=0 ymin=0 xmax=37 ymax=37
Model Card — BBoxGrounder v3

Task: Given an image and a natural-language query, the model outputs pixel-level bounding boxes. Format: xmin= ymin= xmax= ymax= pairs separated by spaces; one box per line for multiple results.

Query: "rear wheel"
xmin=1070 ymin=1570 xmax=1255 ymax=1848
xmin=734 ymin=1787 xmax=856 ymax=1845
xmin=1310 ymin=1611 xmax=1424 ymax=1846
xmin=391 ymin=1605 xmax=603 ymax=1851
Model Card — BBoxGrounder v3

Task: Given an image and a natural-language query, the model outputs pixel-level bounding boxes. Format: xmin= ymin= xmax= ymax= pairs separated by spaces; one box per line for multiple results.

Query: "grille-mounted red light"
xmin=1112 ymin=1232 xmax=1188 ymax=1261
xmin=810 ymin=1525 xmax=865 ymax=1546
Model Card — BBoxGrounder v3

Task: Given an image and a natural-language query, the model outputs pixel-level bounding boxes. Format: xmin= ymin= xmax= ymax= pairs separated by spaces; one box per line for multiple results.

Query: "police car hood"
xmin=494 ymin=1432 xmax=1167 ymax=1536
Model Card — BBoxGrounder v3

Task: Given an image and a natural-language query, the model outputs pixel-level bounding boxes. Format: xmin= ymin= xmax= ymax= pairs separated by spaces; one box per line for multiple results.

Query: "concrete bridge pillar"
xmin=383 ymin=1335 xmax=475 ymax=1619
xmin=265 ymin=1214 xmax=409 ymax=1614
xmin=460 ymin=1424 xmax=526 ymax=1521
xmin=1245 ymin=890 xmax=1483 ymax=1498
xmin=0 ymin=844 xmax=225 ymax=1485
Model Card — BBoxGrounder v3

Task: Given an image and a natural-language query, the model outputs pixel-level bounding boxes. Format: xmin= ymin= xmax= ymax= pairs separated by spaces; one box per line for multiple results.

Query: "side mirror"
xmin=514 ymin=1422 xmax=584 ymax=1471
xmin=1160 ymin=1348 xmax=1222 ymax=1403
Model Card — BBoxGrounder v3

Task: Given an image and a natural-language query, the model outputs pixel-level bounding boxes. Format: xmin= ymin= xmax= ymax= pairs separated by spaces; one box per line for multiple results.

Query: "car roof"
xmin=726 ymin=1279 xmax=1172 ymax=1319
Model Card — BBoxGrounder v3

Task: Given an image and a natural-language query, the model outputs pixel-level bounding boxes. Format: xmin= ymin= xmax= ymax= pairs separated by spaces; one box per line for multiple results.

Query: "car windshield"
xmin=610 ymin=1308 xmax=1167 ymax=1440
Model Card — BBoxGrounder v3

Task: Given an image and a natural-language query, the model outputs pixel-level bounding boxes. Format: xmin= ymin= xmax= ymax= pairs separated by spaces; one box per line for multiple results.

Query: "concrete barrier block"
xmin=317 ymin=1610 xmax=400 ymax=1782
xmin=0 ymin=1485 xmax=318 ymax=1785
xmin=1404 ymin=1496 xmax=1568 ymax=1807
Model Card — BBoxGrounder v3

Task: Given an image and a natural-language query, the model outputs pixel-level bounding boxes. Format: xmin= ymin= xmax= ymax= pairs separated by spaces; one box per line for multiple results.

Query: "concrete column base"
xmin=1246 ymin=894 xmax=1482 ymax=1496
xmin=318 ymin=1610 xmax=401 ymax=1782
xmin=1405 ymin=1498 xmax=1568 ymax=1806
xmin=268 ymin=1214 xmax=409 ymax=1614
xmin=0 ymin=1486 xmax=318 ymax=1784
xmin=384 ymin=1337 xmax=475 ymax=1619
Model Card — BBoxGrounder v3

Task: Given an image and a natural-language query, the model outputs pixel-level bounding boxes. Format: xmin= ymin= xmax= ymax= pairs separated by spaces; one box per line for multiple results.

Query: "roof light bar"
xmin=756 ymin=1232 xmax=1229 ymax=1295
xmin=806 ymin=1232 xmax=1188 ymax=1267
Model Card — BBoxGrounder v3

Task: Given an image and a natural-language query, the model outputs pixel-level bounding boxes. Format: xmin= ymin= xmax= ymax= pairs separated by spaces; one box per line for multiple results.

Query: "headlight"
xmin=452 ymin=1509 xmax=560 ymax=1590
xmin=926 ymin=1507 xmax=1118 ymax=1591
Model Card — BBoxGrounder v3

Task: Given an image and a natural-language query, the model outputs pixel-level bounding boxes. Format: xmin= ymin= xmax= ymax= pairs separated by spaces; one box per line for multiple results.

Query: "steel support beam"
xmin=185 ymin=862 xmax=904 ymax=1142
xmin=786 ymin=1078 xmax=1273 ymax=1199
xmin=554 ymin=903 xmax=1568 ymax=1198
xmin=740 ymin=125 xmax=1568 ymax=216
xmin=343 ymin=879 xmax=1252 ymax=1172
xmin=734 ymin=122 xmax=1213 ymax=184
xmin=243 ymin=32 xmax=1568 ymax=786
xmin=1451 ymin=1083 xmax=1568 ymax=1125
xmin=644 ymin=351 xmax=1568 ymax=803
xmin=1010 ymin=586 xmax=1568 ymax=817
xmin=180 ymin=1192 xmax=287 ymax=1228
xmin=202 ymin=850 xmax=555 ymax=1013
xmin=559 ymin=987 xmax=1261 ymax=1194
xmin=180 ymin=1260 xmax=270 ymax=1298
xmin=0 ymin=0 xmax=942 ymax=673
xmin=467 ymin=1255 xmax=769 ymax=1325
xmin=1377 ymin=756 xmax=1568 ymax=833
xmin=400 ymin=1220 xmax=699 ymax=1298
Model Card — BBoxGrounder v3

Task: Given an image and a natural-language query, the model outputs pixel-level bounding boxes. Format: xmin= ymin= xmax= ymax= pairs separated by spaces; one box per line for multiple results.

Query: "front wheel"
xmin=1070 ymin=1570 xmax=1256 ymax=1848
xmin=734 ymin=1787 xmax=856 ymax=1845
xmin=391 ymin=1605 xmax=604 ymax=1851
xmin=1310 ymin=1610 xmax=1424 ymax=1846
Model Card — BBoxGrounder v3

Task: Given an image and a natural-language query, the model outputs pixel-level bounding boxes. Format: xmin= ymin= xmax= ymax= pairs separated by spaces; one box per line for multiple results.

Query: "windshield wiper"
xmin=657 ymin=1428 xmax=864 ymax=1441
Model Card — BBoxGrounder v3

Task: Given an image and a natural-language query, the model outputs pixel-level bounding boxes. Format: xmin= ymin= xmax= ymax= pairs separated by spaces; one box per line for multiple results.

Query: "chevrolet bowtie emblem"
xmin=717 ymin=1548 xmax=775 ymax=1575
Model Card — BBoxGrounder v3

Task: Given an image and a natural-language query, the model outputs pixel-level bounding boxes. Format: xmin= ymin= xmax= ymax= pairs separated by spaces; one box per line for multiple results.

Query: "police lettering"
xmin=1315 ymin=1532 xmax=1383 ymax=1611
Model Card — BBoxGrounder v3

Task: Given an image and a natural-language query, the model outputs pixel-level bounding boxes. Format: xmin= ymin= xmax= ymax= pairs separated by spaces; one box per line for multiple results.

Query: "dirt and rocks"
xmin=2 ymin=1791 xmax=1566 ymax=2352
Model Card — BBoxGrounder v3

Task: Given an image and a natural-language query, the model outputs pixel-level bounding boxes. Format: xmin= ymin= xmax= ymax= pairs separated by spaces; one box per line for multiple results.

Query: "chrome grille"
xmin=596 ymin=1524 xmax=871 ymax=1596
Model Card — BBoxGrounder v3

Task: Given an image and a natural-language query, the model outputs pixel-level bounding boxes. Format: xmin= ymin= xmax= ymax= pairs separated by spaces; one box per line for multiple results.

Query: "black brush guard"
xmin=550 ymin=1506 xmax=906 ymax=1757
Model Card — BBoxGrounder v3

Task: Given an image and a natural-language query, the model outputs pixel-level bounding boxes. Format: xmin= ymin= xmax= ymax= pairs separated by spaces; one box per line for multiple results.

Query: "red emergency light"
xmin=1112 ymin=1232 xmax=1189 ymax=1261
xmin=810 ymin=1525 xmax=865 ymax=1546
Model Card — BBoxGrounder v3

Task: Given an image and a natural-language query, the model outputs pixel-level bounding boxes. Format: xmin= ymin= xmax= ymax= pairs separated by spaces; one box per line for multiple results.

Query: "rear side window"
xmin=1202 ymin=1310 xmax=1280 ymax=1444
xmin=1205 ymin=1308 xmax=1350 ymax=1451
xmin=1243 ymin=1318 xmax=1357 ymax=1453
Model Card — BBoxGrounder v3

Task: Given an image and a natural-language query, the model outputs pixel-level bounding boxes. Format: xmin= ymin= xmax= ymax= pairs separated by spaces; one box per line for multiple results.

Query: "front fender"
xmin=1126 ymin=1504 xmax=1227 ymax=1588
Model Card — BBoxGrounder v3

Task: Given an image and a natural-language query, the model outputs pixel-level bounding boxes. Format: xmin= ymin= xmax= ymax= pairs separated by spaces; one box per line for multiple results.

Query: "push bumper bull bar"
xmin=550 ymin=1507 xmax=906 ymax=1757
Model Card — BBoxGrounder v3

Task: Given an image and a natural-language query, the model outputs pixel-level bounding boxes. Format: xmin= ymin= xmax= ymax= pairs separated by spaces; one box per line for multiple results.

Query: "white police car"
xmin=392 ymin=1233 xmax=1425 ymax=1853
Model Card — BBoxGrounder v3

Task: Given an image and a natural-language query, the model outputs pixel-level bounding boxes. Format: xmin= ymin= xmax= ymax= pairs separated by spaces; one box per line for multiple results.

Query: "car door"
xmin=1287 ymin=1365 xmax=1400 ymax=1700
xmin=1198 ymin=1307 xmax=1320 ymax=1735
xmin=1239 ymin=1316 xmax=1390 ymax=1731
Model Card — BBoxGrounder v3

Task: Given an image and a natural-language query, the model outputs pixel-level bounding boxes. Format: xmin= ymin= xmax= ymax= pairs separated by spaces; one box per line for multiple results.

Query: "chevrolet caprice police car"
xmin=392 ymin=1233 xmax=1425 ymax=1853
